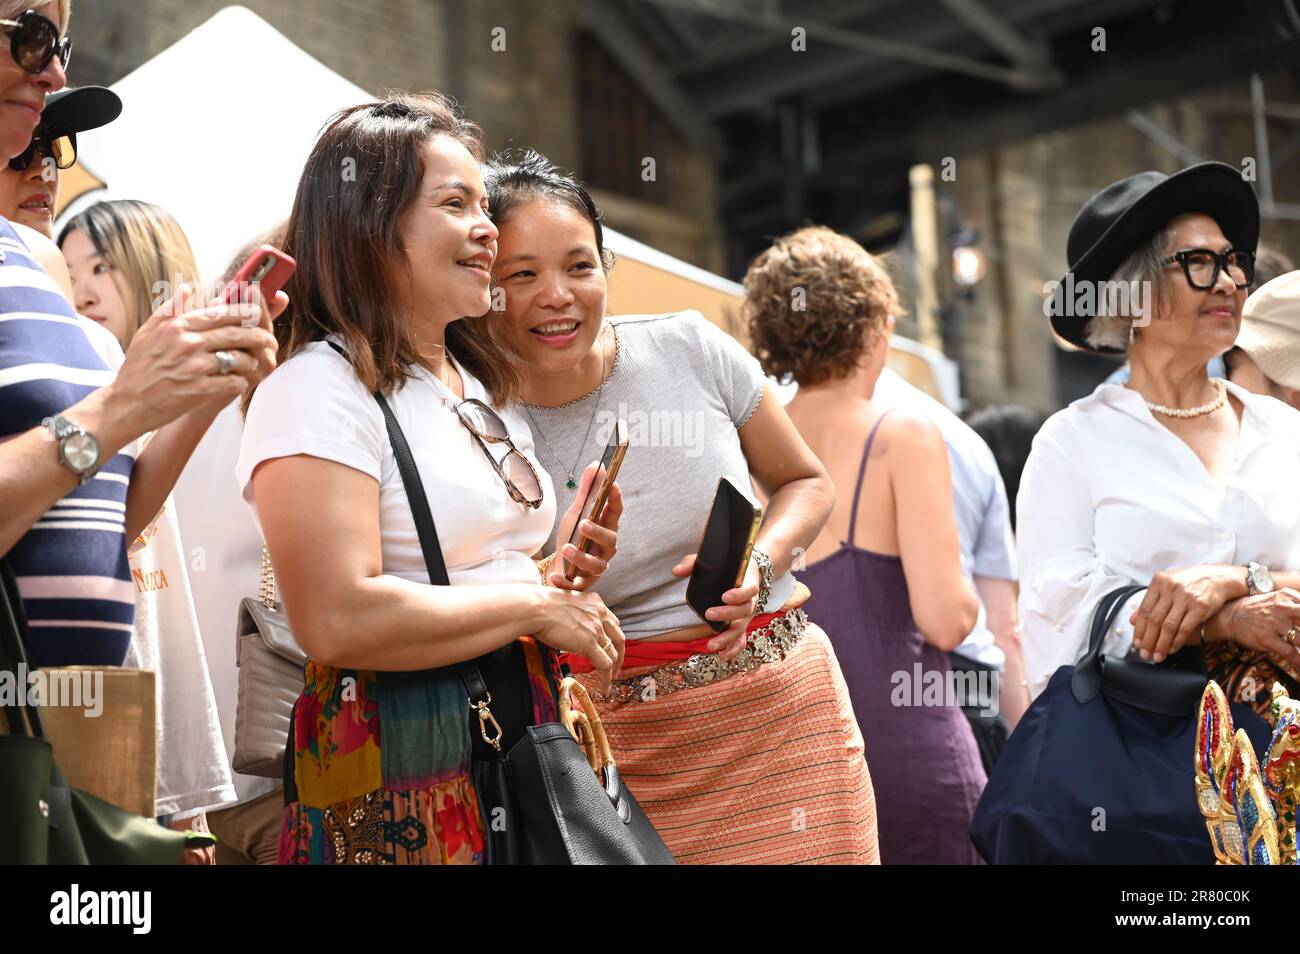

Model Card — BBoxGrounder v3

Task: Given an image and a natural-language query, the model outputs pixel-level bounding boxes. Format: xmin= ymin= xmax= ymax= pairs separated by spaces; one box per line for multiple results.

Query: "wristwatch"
xmin=42 ymin=415 xmax=102 ymax=484
xmin=1246 ymin=562 xmax=1275 ymax=597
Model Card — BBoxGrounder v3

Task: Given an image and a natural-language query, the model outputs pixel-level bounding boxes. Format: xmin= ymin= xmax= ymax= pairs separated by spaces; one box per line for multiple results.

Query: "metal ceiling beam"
xmin=665 ymin=0 xmax=900 ymax=76
xmin=936 ymin=0 xmax=1054 ymax=69
xmin=615 ymin=0 xmax=702 ymax=58
xmin=629 ymin=0 xmax=1046 ymax=88
xmin=579 ymin=0 xmax=722 ymax=154
xmin=1124 ymin=109 xmax=1205 ymax=165
xmin=802 ymin=0 xmax=1151 ymax=112
xmin=814 ymin=18 xmax=1300 ymax=183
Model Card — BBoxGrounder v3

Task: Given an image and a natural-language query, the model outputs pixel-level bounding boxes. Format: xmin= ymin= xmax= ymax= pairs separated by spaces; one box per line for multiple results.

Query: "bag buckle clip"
xmin=472 ymin=693 xmax=503 ymax=752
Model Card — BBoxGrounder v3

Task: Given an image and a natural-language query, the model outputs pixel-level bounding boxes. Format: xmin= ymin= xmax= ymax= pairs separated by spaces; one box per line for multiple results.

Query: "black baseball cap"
xmin=42 ymin=86 xmax=122 ymax=134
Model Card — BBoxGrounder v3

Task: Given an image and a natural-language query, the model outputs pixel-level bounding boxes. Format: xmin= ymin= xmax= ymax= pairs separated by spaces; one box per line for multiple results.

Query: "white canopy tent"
xmin=58 ymin=6 xmax=372 ymax=280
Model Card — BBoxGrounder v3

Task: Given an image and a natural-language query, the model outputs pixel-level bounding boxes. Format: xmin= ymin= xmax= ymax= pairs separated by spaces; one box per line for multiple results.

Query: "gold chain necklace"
xmin=1144 ymin=378 xmax=1226 ymax=419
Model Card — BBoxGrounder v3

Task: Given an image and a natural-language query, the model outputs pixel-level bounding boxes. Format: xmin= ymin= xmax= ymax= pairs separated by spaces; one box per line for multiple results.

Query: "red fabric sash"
xmin=560 ymin=607 xmax=788 ymax=674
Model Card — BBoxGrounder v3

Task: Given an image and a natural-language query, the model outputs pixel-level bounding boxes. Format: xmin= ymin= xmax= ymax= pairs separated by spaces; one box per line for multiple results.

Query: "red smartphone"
xmin=223 ymin=245 xmax=296 ymax=325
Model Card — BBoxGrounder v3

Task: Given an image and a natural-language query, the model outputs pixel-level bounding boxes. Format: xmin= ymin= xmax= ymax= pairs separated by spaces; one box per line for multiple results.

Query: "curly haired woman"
xmin=744 ymin=226 xmax=985 ymax=864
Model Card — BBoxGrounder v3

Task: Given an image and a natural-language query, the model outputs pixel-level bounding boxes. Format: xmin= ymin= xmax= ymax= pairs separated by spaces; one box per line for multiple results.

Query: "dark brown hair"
xmin=484 ymin=148 xmax=614 ymax=271
xmin=743 ymin=226 xmax=900 ymax=387
xmin=244 ymin=91 xmax=517 ymax=412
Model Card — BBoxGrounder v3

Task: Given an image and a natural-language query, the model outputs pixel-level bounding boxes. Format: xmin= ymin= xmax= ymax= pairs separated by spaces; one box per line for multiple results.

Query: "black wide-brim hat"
xmin=42 ymin=86 xmax=122 ymax=136
xmin=1049 ymin=161 xmax=1260 ymax=353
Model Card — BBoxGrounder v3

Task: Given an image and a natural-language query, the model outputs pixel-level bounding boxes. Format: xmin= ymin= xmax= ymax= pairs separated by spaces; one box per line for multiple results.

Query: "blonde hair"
xmin=56 ymin=200 xmax=201 ymax=344
xmin=0 ymin=2 xmax=72 ymax=30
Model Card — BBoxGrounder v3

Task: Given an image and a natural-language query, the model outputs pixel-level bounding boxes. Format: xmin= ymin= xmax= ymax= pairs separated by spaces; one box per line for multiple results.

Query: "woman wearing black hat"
xmin=1023 ymin=160 xmax=1300 ymax=714
xmin=0 ymin=85 xmax=119 ymax=237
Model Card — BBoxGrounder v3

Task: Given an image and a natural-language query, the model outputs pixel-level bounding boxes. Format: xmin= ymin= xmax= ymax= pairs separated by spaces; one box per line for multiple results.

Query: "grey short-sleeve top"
xmin=527 ymin=310 xmax=795 ymax=638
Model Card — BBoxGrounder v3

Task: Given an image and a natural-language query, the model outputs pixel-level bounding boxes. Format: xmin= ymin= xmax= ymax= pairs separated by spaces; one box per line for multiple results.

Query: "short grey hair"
xmin=1085 ymin=224 xmax=1173 ymax=351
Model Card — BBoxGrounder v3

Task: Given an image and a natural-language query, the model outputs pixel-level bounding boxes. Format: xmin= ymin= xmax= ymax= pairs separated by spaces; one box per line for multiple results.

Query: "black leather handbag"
xmin=1069 ymin=585 xmax=1211 ymax=716
xmin=373 ymin=380 xmax=674 ymax=866
xmin=971 ymin=584 xmax=1270 ymax=864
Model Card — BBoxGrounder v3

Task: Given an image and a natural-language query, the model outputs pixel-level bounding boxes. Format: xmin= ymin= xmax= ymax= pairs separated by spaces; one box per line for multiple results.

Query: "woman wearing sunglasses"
xmin=0 ymin=84 xmax=118 ymax=238
xmin=1027 ymin=161 xmax=1300 ymax=704
xmin=483 ymin=150 xmax=878 ymax=865
xmin=1 ymin=0 xmax=282 ymax=680
xmin=1010 ymin=162 xmax=1300 ymax=860
xmin=237 ymin=94 xmax=625 ymax=865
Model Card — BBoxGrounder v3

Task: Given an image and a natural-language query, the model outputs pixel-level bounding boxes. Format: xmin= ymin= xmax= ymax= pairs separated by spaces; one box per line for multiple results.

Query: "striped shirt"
xmin=0 ymin=218 xmax=137 ymax=667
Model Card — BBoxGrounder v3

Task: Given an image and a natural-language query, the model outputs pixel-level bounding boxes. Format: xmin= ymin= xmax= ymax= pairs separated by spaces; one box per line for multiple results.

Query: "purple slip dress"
xmin=796 ymin=412 xmax=987 ymax=864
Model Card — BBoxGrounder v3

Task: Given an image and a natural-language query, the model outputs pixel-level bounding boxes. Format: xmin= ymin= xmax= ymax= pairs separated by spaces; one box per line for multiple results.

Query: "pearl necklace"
xmin=1144 ymin=378 xmax=1226 ymax=419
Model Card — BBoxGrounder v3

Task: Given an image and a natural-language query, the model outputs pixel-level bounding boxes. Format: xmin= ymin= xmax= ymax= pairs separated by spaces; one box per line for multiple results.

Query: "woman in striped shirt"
xmin=0 ymin=0 xmax=285 ymax=667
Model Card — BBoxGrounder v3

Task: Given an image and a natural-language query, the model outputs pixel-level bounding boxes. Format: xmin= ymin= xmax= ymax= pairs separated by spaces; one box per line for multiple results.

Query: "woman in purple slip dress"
xmin=742 ymin=226 xmax=987 ymax=864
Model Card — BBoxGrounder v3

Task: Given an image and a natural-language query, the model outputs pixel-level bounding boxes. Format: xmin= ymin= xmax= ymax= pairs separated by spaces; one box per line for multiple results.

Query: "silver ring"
xmin=214 ymin=350 xmax=238 ymax=375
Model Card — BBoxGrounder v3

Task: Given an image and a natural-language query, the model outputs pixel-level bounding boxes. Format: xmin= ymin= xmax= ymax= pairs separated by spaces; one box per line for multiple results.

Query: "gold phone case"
xmin=564 ymin=419 xmax=629 ymax=580
xmin=734 ymin=508 xmax=763 ymax=589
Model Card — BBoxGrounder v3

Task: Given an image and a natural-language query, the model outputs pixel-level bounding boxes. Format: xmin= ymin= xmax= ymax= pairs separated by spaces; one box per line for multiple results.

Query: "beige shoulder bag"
xmin=233 ymin=546 xmax=307 ymax=777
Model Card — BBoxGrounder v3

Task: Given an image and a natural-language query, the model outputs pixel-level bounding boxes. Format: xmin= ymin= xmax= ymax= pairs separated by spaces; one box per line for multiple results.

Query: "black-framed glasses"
xmin=8 ymin=126 xmax=73 ymax=172
xmin=455 ymin=398 xmax=544 ymax=509
xmin=0 ymin=10 xmax=70 ymax=74
xmin=1159 ymin=248 xmax=1255 ymax=291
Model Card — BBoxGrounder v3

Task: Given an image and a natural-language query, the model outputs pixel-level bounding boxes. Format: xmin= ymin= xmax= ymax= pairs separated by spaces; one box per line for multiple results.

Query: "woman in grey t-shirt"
xmin=485 ymin=150 xmax=879 ymax=865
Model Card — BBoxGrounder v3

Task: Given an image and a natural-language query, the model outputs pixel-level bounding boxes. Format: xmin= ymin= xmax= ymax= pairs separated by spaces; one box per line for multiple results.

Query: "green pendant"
xmin=566 ymin=477 xmax=577 ymax=490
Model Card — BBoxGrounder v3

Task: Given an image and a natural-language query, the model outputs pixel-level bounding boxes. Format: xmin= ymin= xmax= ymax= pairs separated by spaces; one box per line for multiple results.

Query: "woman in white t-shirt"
xmin=237 ymin=93 xmax=624 ymax=866
xmin=59 ymin=200 xmax=237 ymax=854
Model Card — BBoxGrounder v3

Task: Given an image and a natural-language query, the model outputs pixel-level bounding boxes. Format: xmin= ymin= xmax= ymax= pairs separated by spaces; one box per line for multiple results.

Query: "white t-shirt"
xmin=124 ymin=495 xmax=237 ymax=817
xmin=1018 ymin=379 xmax=1300 ymax=697
xmin=172 ymin=401 xmax=277 ymax=806
xmin=92 ymin=320 xmax=235 ymax=816
xmin=236 ymin=339 xmax=556 ymax=588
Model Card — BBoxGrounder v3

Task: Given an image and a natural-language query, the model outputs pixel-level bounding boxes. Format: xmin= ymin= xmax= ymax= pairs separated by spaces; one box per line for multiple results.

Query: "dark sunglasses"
xmin=8 ymin=126 xmax=73 ymax=172
xmin=454 ymin=398 xmax=545 ymax=509
xmin=0 ymin=9 xmax=70 ymax=74
xmin=1159 ymin=247 xmax=1255 ymax=292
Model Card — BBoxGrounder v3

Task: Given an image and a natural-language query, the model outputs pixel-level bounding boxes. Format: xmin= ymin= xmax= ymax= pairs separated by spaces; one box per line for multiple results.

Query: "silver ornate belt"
xmin=593 ymin=607 xmax=809 ymax=706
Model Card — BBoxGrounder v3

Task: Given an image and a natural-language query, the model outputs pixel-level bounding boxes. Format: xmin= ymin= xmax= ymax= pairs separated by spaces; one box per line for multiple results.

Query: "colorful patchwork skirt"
xmin=572 ymin=622 xmax=879 ymax=865
xmin=278 ymin=638 xmax=558 ymax=865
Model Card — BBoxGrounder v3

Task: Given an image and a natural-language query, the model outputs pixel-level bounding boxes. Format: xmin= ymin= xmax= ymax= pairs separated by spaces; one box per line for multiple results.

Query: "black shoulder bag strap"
xmin=324 ymin=342 xmax=500 ymax=721
xmin=1071 ymin=584 xmax=1146 ymax=705
xmin=0 ymin=556 xmax=42 ymax=738
xmin=1071 ymin=582 xmax=1209 ymax=716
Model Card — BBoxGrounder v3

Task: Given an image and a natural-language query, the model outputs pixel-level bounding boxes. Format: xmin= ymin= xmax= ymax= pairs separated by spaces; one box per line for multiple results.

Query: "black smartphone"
xmin=685 ymin=476 xmax=763 ymax=632
xmin=563 ymin=419 xmax=629 ymax=580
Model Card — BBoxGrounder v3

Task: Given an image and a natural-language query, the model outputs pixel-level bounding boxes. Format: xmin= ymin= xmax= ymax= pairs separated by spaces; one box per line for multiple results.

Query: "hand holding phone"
xmin=679 ymin=476 xmax=763 ymax=656
xmin=221 ymin=244 xmax=296 ymax=327
xmin=562 ymin=420 xmax=629 ymax=582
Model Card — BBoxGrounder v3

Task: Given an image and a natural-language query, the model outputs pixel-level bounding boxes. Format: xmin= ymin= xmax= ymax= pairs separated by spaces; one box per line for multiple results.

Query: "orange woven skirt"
xmin=574 ymin=622 xmax=879 ymax=865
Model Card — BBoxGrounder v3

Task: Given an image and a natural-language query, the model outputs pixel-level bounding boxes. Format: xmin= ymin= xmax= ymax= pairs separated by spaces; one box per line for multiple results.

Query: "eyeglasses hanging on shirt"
xmin=453 ymin=398 xmax=545 ymax=510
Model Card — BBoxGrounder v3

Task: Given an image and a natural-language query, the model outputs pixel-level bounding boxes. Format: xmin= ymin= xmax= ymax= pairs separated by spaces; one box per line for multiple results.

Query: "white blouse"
xmin=237 ymin=339 xmax=556 ymax=588
xmin=1018 ymin=379 xmax=1300 ymax=697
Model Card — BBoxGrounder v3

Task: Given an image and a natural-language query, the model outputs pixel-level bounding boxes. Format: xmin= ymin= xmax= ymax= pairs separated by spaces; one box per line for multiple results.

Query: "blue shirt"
xmin=873 ymin=368 xmax=1017 ymax=667
xmin=0 ymin=219 xmax=136 ymax=667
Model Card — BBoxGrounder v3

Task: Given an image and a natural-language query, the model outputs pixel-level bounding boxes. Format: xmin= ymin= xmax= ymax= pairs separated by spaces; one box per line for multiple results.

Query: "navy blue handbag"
xmin=971 ymin=585 xmax=1270 ymax=864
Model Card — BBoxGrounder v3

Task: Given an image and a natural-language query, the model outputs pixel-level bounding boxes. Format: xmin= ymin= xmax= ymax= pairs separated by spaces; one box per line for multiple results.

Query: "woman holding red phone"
xmin=485 ymin=149 xmax=878 ymax=865
xmin=238 ymin=94 xmax=625 ymax=865
xmin=0 ymin=1 xmax=284 ymax=866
